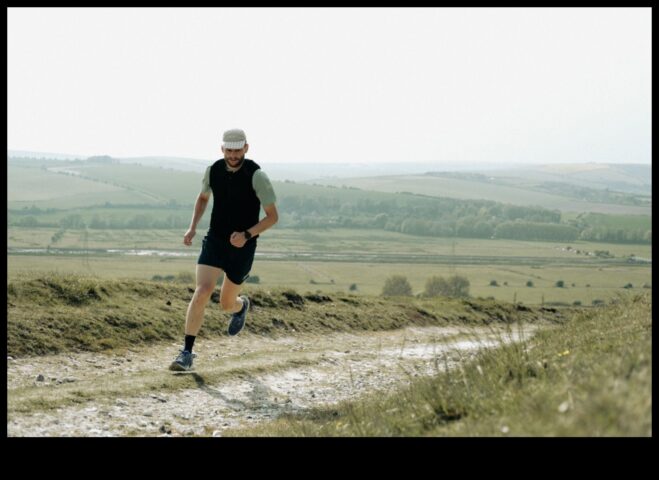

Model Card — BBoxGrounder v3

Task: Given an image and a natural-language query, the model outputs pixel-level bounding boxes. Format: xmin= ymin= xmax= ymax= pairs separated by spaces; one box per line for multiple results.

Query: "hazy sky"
xmin=8 ymin=7 xmax=651 ymax=165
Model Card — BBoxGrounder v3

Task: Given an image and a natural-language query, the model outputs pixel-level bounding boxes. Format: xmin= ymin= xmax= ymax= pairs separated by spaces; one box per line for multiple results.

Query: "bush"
xmin=526 ymin=280 xmax=534 ymax=287
xmin=555 ymin=280 xmax=565 ymax=288
xmin=489 ymin=280 xmax=499 ymax=287
xmin=623 ymin=283 xmax=633 ymax=289
xmin=592 ymin=299 xmax=605 ymax=306
xmin=423 ymin=275 xmax=470 ymax=298
xmin=349 ymin=283 xmax=358 ymax=291
xmin=447 ymin=275 xmax=470 ymax=298
xmin=424 ymin=276 xmax=448 ymax=297
xmin=245 ymin=275 xmax=260 ymax=284
xmin=573 ymin=300 xmax=582 ymax=306
xmin=382 ymin=275 xmax=413 ymax=297
xmin=176 ymin=272 xmax=195 ymax=283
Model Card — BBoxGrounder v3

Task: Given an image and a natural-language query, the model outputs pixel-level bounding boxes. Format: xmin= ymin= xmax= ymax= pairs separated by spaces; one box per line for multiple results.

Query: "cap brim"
xmin=223 ymin=141 xmax=246 ymax=149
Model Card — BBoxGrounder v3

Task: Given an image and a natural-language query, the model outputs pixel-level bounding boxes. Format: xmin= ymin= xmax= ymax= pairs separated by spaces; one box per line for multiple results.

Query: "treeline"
xmin=8 ymin=191 xmax=651 ymax=244
xmin=278 ymin=194 xmax=650 ymax=244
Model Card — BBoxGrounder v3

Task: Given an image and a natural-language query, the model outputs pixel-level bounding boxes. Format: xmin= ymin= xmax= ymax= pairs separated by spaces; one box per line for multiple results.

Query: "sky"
xmin=7 ymin=7 xmax=651 ymax=165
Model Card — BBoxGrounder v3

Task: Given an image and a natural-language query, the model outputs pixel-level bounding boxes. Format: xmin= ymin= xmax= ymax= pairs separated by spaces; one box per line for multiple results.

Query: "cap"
xmin=222 ymin=129 xmax=247 ymax=149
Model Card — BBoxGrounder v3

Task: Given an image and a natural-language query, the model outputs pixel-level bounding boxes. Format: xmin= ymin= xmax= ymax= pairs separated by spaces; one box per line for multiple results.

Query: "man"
xmin=169 ymin=128 xmax=278 ymax=371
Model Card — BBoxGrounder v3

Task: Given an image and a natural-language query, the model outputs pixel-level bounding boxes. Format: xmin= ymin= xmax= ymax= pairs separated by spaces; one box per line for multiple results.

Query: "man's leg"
xmin=185 ymin=264 xmax=224 ymax=335
xmin=219 ymin=274 xmax=244 ymax=314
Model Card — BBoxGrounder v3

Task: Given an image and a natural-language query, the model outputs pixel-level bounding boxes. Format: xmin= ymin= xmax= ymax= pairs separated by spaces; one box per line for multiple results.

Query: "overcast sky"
xmin=8 ymin=7 xmax=651 ymax=165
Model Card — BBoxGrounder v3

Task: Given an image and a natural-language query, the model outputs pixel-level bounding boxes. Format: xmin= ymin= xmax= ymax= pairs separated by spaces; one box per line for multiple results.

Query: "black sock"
xmin=184 ymin=335 xmax=196 ymax=353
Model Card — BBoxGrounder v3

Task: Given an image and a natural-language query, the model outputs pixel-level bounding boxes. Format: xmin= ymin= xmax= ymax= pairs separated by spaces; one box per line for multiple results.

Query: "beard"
xmin=226 ymin=154 xmax=245 ymax=169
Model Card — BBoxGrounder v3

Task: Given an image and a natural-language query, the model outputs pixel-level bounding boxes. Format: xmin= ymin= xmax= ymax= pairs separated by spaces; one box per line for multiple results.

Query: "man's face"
xmin=222 ymin=145 xmax=249 ymax=167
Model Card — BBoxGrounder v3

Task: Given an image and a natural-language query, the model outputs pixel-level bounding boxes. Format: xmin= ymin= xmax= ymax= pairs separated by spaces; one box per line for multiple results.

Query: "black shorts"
xmin=197 ymin=234 xmax=257 ymax=285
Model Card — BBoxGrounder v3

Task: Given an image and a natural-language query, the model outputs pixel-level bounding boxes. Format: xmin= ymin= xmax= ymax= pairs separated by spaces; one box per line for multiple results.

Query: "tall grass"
xmin=226 ymin=291 xmax=651 ymax=436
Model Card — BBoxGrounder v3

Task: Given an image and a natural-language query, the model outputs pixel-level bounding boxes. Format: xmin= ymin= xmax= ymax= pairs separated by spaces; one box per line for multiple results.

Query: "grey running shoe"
xmin=169 ymin=350 xmax=195 ymax=371
xmin=228 ymin=295 xmax=250 ymax=336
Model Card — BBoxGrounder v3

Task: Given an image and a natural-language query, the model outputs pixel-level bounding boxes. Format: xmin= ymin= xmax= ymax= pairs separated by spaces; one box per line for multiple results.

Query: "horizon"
xmin=6 ymin=149 xmax=653 ymax=168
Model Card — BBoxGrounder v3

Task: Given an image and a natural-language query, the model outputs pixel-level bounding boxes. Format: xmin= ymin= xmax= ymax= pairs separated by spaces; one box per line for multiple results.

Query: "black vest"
xmin=208 ymin=158 xmax=261 ymax=242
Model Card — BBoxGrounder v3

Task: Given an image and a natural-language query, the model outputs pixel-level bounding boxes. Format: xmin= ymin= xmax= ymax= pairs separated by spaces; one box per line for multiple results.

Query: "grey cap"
xmin=222 ymin=129 xmax=247 ymax=149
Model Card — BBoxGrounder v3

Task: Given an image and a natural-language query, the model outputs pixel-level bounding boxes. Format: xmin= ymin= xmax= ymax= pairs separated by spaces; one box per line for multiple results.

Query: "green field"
xmin=309 ymin=175 xmax=651 ymax=215
xmin=7 ymin=227 xmax=652 ymax=258
xmin=8 ymin=165 xmax=159 ymax=208
xmin=8 ymin=226 xmax=651 ymax=306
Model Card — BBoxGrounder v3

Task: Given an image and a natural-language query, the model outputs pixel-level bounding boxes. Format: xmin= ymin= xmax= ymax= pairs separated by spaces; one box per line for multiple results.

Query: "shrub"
xmin=489 ymin=280 xmax=499 ymax=287
xmin=176 ymin=272 xmax=195 ymax=283
xmin=382 ymin=275 xmax=413 ymax=297
xmin=424 ymin=275 xmax=470 ymax=298
xmin=555 ymin=280 xmax=565 ymax=288
xmin=526 ymin=280 xmax=534 ymax=287
xmin=245 ymin=275 xmax=260 ymax=284
xmin=349 ymin=283 xmax=358 ymax=291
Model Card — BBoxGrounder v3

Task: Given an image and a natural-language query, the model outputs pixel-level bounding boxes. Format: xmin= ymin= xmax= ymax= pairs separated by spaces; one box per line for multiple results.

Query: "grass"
xmin=223 ymin=291 xmax=651 ymax=436
xmin=7 ymin=271 xmax=567 ymax=359
xmin=309 ymin=175 xmax=651 ymax=216
xmin=8 ymin=251 xmax=652 ymax=306
xmin=8 ymin=227 xmax=652 ymax=259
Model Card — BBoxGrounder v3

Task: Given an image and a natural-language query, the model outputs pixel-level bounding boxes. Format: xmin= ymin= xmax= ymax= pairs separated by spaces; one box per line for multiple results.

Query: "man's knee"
xmin=194 ymin=284 xmax=215 ymax=300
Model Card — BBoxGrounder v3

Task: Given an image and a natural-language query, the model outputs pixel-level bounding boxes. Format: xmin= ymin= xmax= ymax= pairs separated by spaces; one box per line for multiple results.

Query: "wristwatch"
xmin=243 ymin=230 xmax=252 ymax=240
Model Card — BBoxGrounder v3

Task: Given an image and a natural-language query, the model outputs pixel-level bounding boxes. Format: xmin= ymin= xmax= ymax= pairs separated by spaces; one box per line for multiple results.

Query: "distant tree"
xmin=446 ymin=275 xmax=470 ymax=298
xmin=555 ymin=280 xmax=565 ymax=288
xmin=374 ymin=213 xmax=388 ymax=229
xmin=59 ymin=214 xmax=85 ymax=229
xmin=526 ymin=280 xmax=534 ymax=287
xmin=489 ymin=280 xmax=499 ymax=287
xmin=382 ymin=275 xmax=413 ymax=297
xmin=89 ymin=215 xmax=107 ymax=229
xmin=349 ymin=283 xmax=358 ymax=291
xmin=424 ymin=275 xmax=470 ymax=298
xmin=424 ymin=276 xmax=449 ymax=297
xmin=176 ymin=272 xmax=195 ymax=283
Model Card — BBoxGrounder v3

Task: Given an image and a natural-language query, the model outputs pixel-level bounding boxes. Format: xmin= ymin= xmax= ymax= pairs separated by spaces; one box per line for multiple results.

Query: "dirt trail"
xmin=7 ymin=324 xmax=537 ymax=437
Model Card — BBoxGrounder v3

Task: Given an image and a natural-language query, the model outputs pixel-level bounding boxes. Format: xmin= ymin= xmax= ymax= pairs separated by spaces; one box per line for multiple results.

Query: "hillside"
xmin=307 ymin=169 xmax=651 ymax=215
xmin=7 ymin=272 xmax=565 ymax=358
xmin=7 ymin=272 xmax=649 ymax=437
xmin=8 ymin=157 xmax=651 ymax=245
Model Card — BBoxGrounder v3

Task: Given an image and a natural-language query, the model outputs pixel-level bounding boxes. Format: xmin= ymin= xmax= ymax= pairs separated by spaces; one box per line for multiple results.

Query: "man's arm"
xmin=246 ymin=203 xmax=279 ymax=237
xmin=229 ymin=203 xmax=279 ymax=247
xmin=183 ymin=192 xmax=211 ymax=246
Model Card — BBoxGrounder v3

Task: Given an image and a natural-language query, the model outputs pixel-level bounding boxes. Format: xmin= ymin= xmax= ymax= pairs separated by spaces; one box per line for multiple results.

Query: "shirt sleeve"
xmin=252 ymin=170 xmax=277 ymax=206
xmin=201 ymin=165 xmax=212 ymax=195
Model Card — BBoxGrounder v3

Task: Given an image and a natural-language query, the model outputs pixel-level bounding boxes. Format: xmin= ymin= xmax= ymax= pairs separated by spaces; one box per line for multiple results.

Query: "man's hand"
xmin=230 ymin=231 xmax=247 ymax=248
xmin=183 ymin=228 xmax=196 ymax=246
